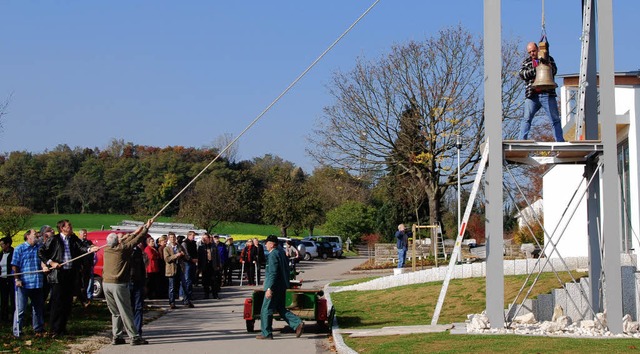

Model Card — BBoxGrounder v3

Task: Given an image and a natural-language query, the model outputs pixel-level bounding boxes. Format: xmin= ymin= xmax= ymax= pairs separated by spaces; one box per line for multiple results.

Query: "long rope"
xmin=541 ymin=0 xmax=547 ymax=37
xmin=151 ymin=0 xmax=381 ymax=221
xmin=4 ymin=230 xmax=143 ymax=278
xmin=5 ymin=1 xmax=382 ymax=279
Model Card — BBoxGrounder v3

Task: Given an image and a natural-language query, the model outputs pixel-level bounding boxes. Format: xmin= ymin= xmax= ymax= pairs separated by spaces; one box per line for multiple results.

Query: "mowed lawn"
xmin=4 ymin=214 xmax=322 ymax=245
xmin=332 ymin=272 xmax=640 ymax=353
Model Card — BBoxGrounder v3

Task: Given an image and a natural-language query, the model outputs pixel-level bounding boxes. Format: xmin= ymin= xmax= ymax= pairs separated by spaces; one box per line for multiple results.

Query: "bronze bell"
xmin=532 ymin=41 xmax=557 ymax=90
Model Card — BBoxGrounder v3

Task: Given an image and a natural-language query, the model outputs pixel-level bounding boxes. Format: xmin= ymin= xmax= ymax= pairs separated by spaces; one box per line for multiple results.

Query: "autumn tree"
xmin=310 ymin=25 xmax=524 ymax=229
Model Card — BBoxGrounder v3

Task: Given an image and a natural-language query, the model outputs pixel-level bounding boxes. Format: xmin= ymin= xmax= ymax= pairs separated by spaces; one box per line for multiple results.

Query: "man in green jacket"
xmin=256 ymin=235 xmax=304 ymax=340
xmin=103 ymin=219 xmax=153 ymax=346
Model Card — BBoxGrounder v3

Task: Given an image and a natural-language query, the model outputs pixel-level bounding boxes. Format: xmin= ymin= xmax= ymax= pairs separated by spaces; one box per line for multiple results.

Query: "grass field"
xmin=332 ymin=272 xmax=640 ymax=353
xmin=4 ymin=214 xmax=324 ymax=245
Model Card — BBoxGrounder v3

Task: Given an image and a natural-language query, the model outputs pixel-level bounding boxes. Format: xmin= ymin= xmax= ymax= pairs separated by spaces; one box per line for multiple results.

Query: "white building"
xmin=543 ymin=71 xmax=640 ymax=263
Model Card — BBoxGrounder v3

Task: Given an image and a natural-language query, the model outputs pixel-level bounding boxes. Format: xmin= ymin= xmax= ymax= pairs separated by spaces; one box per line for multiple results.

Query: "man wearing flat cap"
xmin=256 ymin=235 xmax=304 ymax=340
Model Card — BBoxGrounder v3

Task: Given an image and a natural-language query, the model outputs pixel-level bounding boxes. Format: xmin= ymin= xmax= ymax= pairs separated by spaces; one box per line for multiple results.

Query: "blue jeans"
xmin=13 ymin=287 xmax=45 ymax=337
xmin=168 ymin=273 xmax=181 ymax=305
xmin=397 ymin=249 xmax=407 ymax=268
xmin=182 ymin=262 xmax=194 ymax=304
xmin=86 ymin=272 xmax=94 ymax=300
xmin=519 ymin=93 xmax=565 ymax=142
xmin=129 ymin=281 xmax=144 ymax=336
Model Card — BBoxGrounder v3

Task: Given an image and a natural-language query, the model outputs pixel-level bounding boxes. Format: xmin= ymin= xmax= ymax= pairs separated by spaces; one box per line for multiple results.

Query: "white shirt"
xmin=0 ymin=252 xmax=8 ymax=276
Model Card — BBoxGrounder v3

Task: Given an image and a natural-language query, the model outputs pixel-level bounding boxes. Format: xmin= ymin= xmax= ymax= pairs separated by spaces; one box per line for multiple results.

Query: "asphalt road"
xmin=96 ymin=255 xmax=367 ymax=354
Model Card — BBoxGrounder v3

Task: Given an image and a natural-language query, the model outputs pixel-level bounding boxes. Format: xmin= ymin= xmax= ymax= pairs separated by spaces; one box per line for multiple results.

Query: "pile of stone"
xmin=466 ymin=306 xmax=640 ymax=338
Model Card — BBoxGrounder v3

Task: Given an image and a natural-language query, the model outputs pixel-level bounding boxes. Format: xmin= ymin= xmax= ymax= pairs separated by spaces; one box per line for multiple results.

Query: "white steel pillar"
xmin=484 ymin=0 xmax=504 ymax=329
xmin=597 ymin=0 xmax=623 ymax=334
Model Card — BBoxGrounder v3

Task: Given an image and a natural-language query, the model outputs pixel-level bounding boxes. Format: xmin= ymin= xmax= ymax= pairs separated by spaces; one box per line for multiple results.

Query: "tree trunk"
xmin=280 ymin=226 xmax=287 ymax=237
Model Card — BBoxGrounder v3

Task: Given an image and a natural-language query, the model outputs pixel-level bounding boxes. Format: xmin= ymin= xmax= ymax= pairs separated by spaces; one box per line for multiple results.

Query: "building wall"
xmin=543 ymin=165 xmax=589 ymax=258
xmin=547 ymin=81 xmax=639 ymax=265
xmin=620 ymin=87 xmax=640 ymax=258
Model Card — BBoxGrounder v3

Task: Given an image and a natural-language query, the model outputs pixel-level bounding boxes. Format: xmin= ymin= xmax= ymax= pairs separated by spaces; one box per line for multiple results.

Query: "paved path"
xmin=97 ymin=256 xmax=367 ymax=354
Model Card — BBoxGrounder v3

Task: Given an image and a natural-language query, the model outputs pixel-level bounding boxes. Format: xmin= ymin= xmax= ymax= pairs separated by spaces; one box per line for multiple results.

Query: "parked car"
xmin=86 ymin=229 xmax=135 ymax=298
xmin=300 ymin=240 xmax=319 ymax=260
xmin=315 ymin=241 xmax=333 ymax=259
xmin=304 ymin=235 xmax=343 ymax=257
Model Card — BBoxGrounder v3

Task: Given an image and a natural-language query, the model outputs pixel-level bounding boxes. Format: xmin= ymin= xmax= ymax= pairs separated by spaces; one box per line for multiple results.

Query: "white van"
xmin=303 ymin=235 xmax=343 ymax=257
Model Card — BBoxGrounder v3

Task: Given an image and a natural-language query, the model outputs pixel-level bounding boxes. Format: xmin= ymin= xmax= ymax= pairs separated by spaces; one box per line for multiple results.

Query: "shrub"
xmin=513 ymin=220 xmax=544 ymax=246
xmin=323 ymin=201 xmax=376 ymax=244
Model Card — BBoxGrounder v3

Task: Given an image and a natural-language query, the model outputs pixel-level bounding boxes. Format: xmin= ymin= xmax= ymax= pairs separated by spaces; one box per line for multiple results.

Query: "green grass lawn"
xmin=4 ymin=213 xmax=324 ymax=245
xmin=332 ymin=272 xmax=640 ymax=353
xmin=344 ymin=332 xmax=640 ymax=353
xmin=28 ymin=214 xmax=173 ymax=231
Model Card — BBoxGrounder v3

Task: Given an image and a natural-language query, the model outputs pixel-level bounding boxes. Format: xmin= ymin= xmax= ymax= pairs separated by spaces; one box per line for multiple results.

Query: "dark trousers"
xmin=129 ymin=280 xmax=144 ymax=336
xmin=245 ymin=263 xmax=255 ymax=285
xmin=255 ymin=263 xmax=262 ymax=285
xmin=49 ymin=269 xmax=75 ymax=335
xmin=75 ymin=269 xmax=90 ymax=304
xmin=212 ymin=269 xmax=221 ymax=297
xmin=0 ymin=277 xmax=15 ymax=322
xmin=223 ymin=260 xmax=234 ymax=285
xmin=145 ymin=272 xmax=162 ymax=299
xmin=201 ymin=266 xmax=213 ymax=297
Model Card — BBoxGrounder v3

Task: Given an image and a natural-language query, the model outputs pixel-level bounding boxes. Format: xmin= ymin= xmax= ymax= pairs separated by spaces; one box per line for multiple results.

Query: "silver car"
xmin=300 ymin=240 xmax=319 ymax=260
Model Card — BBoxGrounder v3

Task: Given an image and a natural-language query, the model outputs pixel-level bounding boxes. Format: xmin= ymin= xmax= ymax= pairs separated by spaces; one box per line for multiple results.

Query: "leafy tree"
xmin=0 ymin=152 xmax=37 ymax=208
xmin=66 ymin=157 xmax=105 ymax=213
xmin=178 ymin=171 xmax=242 ymax=232
xmin=39 ymin=145 xmax=83 ymax=213
xmin=262 ymin=166 xmax=306 ymax=237
xmin=323 ymin=201 xmax=376 ymax=244
xmin=292 ymin=186 xmax=324 ymax=237
xmin=310 ymin=25 xmax=524 ymax=234
xmin=307 ymin=166 xmax=369 ymax=213
xmin=0 ymin=206 xmax=32 ymax=238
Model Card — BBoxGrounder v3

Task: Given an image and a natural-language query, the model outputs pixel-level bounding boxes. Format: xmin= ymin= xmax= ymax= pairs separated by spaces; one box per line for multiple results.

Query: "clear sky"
xmin=1 ymin=1 xmax=638 ymax=173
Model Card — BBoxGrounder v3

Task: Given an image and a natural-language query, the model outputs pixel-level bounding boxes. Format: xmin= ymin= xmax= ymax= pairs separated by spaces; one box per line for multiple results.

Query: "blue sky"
xmin=1 ymin=1 xmax=638 ymax=173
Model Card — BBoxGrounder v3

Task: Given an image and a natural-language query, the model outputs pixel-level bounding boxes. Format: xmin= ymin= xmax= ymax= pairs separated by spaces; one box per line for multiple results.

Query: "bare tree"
xmin=0 ymin=93 xmax=12 ymax=134
xmin=309 ymin=25 xmax=524 ymax=225
xmin=210 ymin=133 xmax=239 ymax=163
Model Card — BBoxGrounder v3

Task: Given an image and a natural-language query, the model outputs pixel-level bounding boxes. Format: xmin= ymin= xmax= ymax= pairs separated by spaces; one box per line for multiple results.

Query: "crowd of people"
xmin=0 ymin=220 xmax=99 ymax=339
xmin=0 ymin=221 xmax=307 ymax=345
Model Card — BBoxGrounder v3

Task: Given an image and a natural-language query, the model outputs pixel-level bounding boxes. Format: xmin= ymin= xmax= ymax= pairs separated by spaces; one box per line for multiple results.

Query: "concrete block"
xmin=513 ymin=259 xmax=528 ymax=276
xmin=461 ymin=264 xmax=473 ymax=278
xmin=536 ymin=294 xmax=555 ymax=322
xmin=621 ymin=266 xmax=637 ymax=320
xmin=503 ymin=260 xmax=515 ymax=276
xmin=453 ymin=264 xmax=463 ymax=279
xmin=527 ymin=258 xmax=540 ymax=274
xmin=552 ymin=288 xmax=568 ymax=319
xmin=471 ymin=262 xmax=484 ymax=277
xmin=565 ymin=282 xmax=585 ymax=321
